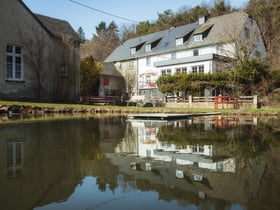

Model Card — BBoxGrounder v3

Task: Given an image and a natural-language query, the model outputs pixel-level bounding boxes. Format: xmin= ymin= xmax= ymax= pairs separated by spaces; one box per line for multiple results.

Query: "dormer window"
xmin=145 ymin=38 xmax=162 ymax=52
xmin=176 ymin=38 xmax=183 ymax=46
xmin=194 ymin=34 xmax=203 ymax=42
xmin=130 ymin=47 xmax=136 ymax=55
xmin=193 ymin=24 xmax=213 ymax=42
xmin=176 ymin=30 xmax=194 ymax=46
xmin=145 ymin=44 xmax=151 ymax=52
xmin=130 ymin=42 xmax=145 ymax=55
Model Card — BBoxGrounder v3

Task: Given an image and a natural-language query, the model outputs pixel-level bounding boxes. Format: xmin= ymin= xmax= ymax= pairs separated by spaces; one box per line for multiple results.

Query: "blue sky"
xmin=22 ymin=0 xmax=248 ymax=39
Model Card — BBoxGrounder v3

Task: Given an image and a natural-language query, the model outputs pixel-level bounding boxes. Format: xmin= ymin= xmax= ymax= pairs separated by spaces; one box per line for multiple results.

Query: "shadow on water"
xmin=0 ymin=115 xmax=280 ymax=210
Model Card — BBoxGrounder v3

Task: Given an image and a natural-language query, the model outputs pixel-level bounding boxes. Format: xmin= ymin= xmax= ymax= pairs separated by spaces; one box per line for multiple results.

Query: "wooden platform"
xmin=128 ymin=112 xmax=220 ymax=120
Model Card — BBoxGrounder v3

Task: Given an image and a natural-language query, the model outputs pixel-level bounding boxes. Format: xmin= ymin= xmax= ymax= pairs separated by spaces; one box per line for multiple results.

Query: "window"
xmin=175 ymin=67 xmax=187 ymax=74
xmin=146 ymin=56 xmax=151 ymax=66
xmin=6 ymin=45 xmax=22 ymax=80
xmin=7 ymin=141 xmax=24 ymax=178
xmin=161 ymin=69 xmax=171 ymax=75
xmin=145 ymin=44 xmax=151 ymax=52
xmin=192 ymin=65 xmax=204 ymax=74
xmin=193 ymin=49 xmax=199 ymax=56
xmin=171 ymin=53 xmax=176 ymax=60
xmin=199 ymin=65 xmax=204 ymax=73
xmin=130 ymin=47 xmax=136 ymax=55
xmin=255 ymin=51 xmax=261 ymax=58
xmin=192 ymin=66 xmax=197 ymax=74
xmin=60 ymin=64 xmax=68 ymax=77
xmin=176 ymin=38 xmax=183 ymax=46
xmin=194 ymin=34 xmax=203 ymax=42
xmin=129 ymin=61 xmax=135 ymax=67
xmin=244 ymin=27 xmax=250 ymax=39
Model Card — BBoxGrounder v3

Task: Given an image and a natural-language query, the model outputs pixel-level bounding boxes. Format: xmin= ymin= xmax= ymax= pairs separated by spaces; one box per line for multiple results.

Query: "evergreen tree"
xmin=77 ymin=26 xmax=86 ymax=42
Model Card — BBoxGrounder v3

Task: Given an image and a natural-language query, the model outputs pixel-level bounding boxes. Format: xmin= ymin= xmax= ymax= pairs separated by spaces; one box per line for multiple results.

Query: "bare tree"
xmin=18 ymin=25 xmax=48 ymax=101
xmin=222 ymin=14 xmax=264 ymax=63
xmin=125 ymin=70 xmax=137 ymax=97
xmin=19 ymin=26 xmax=80 ymax=102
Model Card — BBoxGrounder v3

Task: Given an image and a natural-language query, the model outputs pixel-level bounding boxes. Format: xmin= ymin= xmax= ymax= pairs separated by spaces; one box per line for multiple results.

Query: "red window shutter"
xmin=104 ymin=77 xmax=109 ymax=86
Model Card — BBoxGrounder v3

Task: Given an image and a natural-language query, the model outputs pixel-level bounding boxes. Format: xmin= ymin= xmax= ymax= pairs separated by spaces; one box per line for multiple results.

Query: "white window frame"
xmin=6 ymin=45 xmax=23 ymax=81
xmin=145 ymin=44 xmax=151 ymax=52
xmin=176 ymin=38 xmax=183 ymax=46
xmin=199 ymin=65 xmax=204 ymax=73
xmin=146 ymin=56 xmax=151 ymax=66
xmin=130 ymin=47 xmax=136 ymax=55
xmin=176 ymin=68 xmax=181 ymax=74
xmin=194 ymin=34 xmax=203 ymax=42
xmin=192 ymin=66 xmax=198 ymax=74
xmin=171 ymin=53 xmax=176 ymax=60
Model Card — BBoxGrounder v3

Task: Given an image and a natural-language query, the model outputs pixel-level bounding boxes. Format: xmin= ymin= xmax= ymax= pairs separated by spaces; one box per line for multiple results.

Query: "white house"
xmin=105 ymin=11 xmax=266 ymax=99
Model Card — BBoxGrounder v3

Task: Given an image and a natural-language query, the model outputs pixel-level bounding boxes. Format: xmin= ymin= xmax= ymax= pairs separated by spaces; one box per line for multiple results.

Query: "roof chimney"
xmin=199 ymin=16 xmax=207 ymax=25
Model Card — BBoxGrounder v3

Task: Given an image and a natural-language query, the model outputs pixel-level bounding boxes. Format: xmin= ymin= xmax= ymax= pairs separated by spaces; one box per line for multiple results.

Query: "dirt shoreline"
xmin=0 ymin=104 xmax=279 ymax=117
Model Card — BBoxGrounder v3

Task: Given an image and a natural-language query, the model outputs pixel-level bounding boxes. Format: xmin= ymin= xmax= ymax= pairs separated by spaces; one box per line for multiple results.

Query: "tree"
xmin=156 ymin=75 xmax=175 ymax=94
xmin=88 ymin=21 xmax=120 ymax=61
xmin=233 ymin=59 xmax=269 ymax=95
xmin=119 ymin=23 xmax=137 ymax=43
xmin=77 ymin=26 xmax=86 ymax=42
xmin=80 ymin=56 xmax=103 ymax=96
xmin=156 ymin=10 xmax=175 ymax=30
xmin=246 ymin=0 xmax=280 ymax=69
xmin=125 ymin=70 xmax=137 ymax=98
xmin=18 ymin=26 xmax=48 ymax=101
xmin=210 ymin=0 xmax=232 ymax=17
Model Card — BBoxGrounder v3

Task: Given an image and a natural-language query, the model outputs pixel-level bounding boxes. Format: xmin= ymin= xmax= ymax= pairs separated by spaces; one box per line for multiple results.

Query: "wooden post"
xmin=253 ymin=95 xmax=258 ymax=109
xmin=189 ymin=95 xmax=193 ymax=108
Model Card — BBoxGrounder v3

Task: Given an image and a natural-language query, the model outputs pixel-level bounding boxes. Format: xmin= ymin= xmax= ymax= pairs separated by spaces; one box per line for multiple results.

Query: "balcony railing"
xmin=139 ymin=82 xmax=156 ymax=89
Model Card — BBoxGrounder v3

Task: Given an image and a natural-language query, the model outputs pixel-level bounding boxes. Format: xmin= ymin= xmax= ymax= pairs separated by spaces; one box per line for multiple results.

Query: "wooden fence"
xmin=81 ymin=96 xmax=121 ymax=105
xmin=166 ymin=95 xmax=258 ymax=109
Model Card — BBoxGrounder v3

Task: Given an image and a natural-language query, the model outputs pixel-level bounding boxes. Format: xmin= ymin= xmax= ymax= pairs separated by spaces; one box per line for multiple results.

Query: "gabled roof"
xmin=189 ymin=11 xmax=248 ymax=48
xmin=36 ymin=14 xmax=80 ymax=42
xmin=19 ymin=0 xmax=80 ymax=42
xmin=101 ymin=63 xmax=124 ymax=77
xmin=105 ymin=22 xmax=198 ymax=62
xmin=105 ymin=11 xmax=249 ymax=63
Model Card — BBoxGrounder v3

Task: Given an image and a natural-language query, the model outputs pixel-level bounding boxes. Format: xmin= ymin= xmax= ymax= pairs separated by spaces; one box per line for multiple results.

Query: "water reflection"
xmin=0 ymin=115 xmax=279 ymax=210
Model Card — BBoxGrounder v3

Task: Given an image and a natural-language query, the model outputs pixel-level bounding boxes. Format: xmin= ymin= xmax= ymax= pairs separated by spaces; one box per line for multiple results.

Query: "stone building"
xmin=0 ymin=0 xmax=81 ymax=102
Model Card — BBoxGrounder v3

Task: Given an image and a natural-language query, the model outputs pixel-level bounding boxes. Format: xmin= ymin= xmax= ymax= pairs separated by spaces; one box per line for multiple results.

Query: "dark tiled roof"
xmin=101 ymin=63 xmax=123 ymax=77
xmin=105 ymin=11 xmax=249 ymax=63
xmin=36 ymin=14 xmax=80 ymax=42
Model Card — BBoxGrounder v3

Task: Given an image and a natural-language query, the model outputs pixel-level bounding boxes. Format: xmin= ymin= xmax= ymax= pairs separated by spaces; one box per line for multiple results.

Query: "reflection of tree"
xmin=80 ymin=118 xmax=102 ymax=160
xmin=156 ymin=120 xmax=278 ymax=158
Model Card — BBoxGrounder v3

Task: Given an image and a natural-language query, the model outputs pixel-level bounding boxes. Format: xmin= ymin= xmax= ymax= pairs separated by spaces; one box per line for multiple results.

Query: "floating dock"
xmin=128 ymin=112 xmax=220 ymax=120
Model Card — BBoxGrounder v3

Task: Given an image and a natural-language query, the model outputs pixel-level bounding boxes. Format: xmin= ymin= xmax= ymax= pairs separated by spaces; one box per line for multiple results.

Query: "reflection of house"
xmin=0 ymin=121 xmax=81 ymax=210
xmin=121 ymin=119 xmax=235 ymax=172
xmin=0 ymin=0 xmax=80 ymax=102
xmin=105 ymin=11 xmax=266 ymax=98
xmin=99 ymin=63 xmax=126 ymax=97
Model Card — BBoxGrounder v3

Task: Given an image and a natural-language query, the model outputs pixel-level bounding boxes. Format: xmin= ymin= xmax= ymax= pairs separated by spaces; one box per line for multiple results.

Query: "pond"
xmin=0 ymin=115 xmax=279 ymax=210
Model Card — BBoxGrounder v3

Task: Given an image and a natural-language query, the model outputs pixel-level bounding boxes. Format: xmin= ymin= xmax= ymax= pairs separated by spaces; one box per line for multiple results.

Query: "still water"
xmin=0 ymin=115 xmax=279 ymax=210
